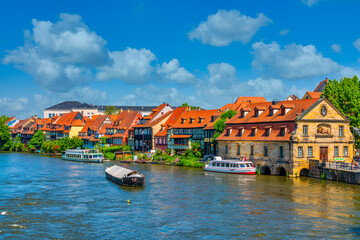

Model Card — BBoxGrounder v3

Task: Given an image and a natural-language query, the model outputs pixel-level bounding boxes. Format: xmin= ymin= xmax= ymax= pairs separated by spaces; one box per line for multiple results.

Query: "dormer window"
xmin=254 ymin=110 xmax=259 ymax=117
xmin=269 ymin=107 xmax=273 ymax=116
xmin=211 ymin=116 xmax=215 ymax=122
xmin=225 ymin=129 xmax=231 ymax=136
xmin=280 ymin=126 xmax=287 ymax=136
xmin=236 ymin=128 xmax=243 ymax=137
xmin=250 ymin=127 xmax=257 ymax=137
xmin=181 ymin=118 xmax=186 ymax=124
xmin=190 ymin=118 xmax=194 ymax=124
xmin=198 ymin=117 xmax=204 ymax=123
xmin=265 ymin=128 xmax=270 ymax=137
xmin=281 ymin=106 xmax=285 ymax=115
xmin=241 ymin=111 xmax=244 ymax=118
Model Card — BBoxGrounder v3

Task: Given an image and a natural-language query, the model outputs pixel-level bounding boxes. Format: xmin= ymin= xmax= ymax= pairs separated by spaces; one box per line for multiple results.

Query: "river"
xmin=0 ymin=153 xmax=359 ymax=239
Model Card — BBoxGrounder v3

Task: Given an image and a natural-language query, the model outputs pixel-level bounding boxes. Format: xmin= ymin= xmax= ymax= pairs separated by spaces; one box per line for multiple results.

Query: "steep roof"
xmin=71 ymin=119 xmax=84 ymax=126
xmin=143 ymin=111 xmax=173 ymax=128
xmin=45 ymin=101 xmax=82 ymax=110
xmin=110 ymin=111 xmax=141 ymax=129
xmin=55 ymin=112 xmax=81 ymax=126
xmin=171 ymin=109 xmax=219 ymax=129
xmin=303 ymin=91 xmax=322 ymax=99
xmin=314 ymin=78 xmax=328 ymax=92
xmin=234 ymin=96 xmax=267 ymax=104
xmin=226 ymin=98 xmax=319 ymax=125
xmin=80 ymin=115 xmax=109 ymax=133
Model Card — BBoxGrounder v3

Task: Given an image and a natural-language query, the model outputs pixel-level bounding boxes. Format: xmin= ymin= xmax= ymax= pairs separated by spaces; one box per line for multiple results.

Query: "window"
xmin=298 ymin=147 xmax=303 ymax=157
xmin=280 ymin=128 xmax=286 ymax=137
xmin=339 ymin=126 xmax=344 ymax=136
xmin=279 ymin=146 xmax=284 ymax=158
xmin=237 ymin=145 xmax=240 ymax=155
xmin=225 ymin=145 xmax=228 ymax=154
xmin=303 ymin=125 xmax=308 ymax=136
xmin=264 ymin=146 xmax=268 ymax=157
xmin=269 ymin=108 xmax=273 ymax=116
xmin=225 ymin=129 xmax=230 ymax=136
xmin=308 ymin=146 xmax=313 ymax=157
xmin=250 ymin=146 xmax=254 ymax=156
xmin=265 ymin=128 xmax=270 ymax=137
xmin=237 ymin=129 xmax=243 ymax=137
xmin=240 ymin=111 xmax=244 ymax=118
xmin=344 ymin=146 xmax=348 ymax=156
xmin=334 ymin=146 xmax=339 ymax=156
xmin=254 ymin=110 xmax=259 ymax=117
xmin=281 ymin=106 xmax=285 ymax=115
xmin=251 ymin=129 xmax=256 ymax=137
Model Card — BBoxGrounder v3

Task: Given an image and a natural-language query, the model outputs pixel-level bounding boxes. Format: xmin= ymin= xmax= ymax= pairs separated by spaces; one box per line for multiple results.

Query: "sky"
xmin=1 ymin=0 xmax=360 ymax=118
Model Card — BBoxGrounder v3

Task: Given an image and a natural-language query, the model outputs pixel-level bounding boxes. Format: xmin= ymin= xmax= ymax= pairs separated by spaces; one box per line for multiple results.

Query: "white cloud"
xmin=3 ymin=14 xmax=109 ymax=92
xmin=252 ymin=41 xmax=341 ymax=79
xmin=96 ymin=48 xmax=156 ymax=83
xmin=207 ymin=63 xmax=237 ymax=88
xmin=188 ymin=9 xmax=272 ymax=46
xmin=58 ymin=86 xmax=108 ymax=104
xmin=303 ymin=0 xmax=321 ymax=7
xmin=353 ymin=39 xmax=360 ymax=51
xmin=331 ymin=43 xmax=341 ymax=53
xmin=157 ymin=59 xmax=197 ymax=84
xmin=0 ymin=97 xmax=28 ymax=113
xmin=279 ymin=29 xmax=289 ymax=35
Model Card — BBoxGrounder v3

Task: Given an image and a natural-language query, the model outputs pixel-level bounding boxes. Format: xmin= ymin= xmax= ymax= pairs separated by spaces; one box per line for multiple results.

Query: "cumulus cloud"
xmin=3 ymin=14 xmax=109 ymax=92
xmin=0 ymin=97 xmax=28 ymax=113
xmin=97 ymin=48 xmax=156 ymax=83
xmin=58 ymin=86 xmax=108 ymax=104
xmin=252 ymin=41 xmax=341 ymax=79
xmin=353 ymin=39 xmax=360 ymax=51
xmin=331 ymin=44 xmax=341 ymax=53
xmin=303 ymin=0 xmax=321 ymax=7
xmin=279 ymin=29 xmax=289 ymax=36
xmin=157 ymin=59 xmax=197 ymax=84
xmin=188 ymin=9 xmax=272 ymax=46
xmin=207 ymin=63 xmax=237 ymax=88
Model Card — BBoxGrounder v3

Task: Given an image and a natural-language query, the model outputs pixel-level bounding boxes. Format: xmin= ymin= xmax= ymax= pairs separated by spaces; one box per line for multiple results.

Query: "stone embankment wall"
xmin=309 ymin=160 xmax=360 ymax=184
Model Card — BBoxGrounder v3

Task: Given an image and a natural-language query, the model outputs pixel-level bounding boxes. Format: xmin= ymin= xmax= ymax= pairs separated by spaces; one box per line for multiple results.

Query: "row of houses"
xmin=4 ymin=79 xmax=355 ymax=176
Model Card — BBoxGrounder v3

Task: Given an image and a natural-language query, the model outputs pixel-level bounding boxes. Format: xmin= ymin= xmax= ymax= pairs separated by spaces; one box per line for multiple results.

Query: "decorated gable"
xmin=300 ymin=99 xmax=347 ymax=122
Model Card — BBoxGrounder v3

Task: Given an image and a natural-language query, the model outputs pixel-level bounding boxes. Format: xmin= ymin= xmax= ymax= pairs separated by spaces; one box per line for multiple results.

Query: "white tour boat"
xmin=61 ymin=148 xmax=104 ymax=163
xmin=205 ymin=156 xmax=256 ymax=174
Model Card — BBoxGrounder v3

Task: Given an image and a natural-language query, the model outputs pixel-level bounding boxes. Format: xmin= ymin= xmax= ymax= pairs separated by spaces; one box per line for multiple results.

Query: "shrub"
xmin=52 ymin=144 xmax=60 ymax=153
xmin=104 ymin=152 xmax=115 ymax=160
xmin=28 ymin=144 xmax=36 ymax=153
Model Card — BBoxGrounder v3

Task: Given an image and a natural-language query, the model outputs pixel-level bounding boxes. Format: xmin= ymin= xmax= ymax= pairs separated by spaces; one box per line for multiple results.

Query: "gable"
xmin=299 ymin=98 xmax=348 ymax=122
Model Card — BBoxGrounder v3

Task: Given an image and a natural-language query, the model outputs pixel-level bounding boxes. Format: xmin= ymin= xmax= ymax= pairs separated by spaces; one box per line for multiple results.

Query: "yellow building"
xmin=69 ymin=119 xmax=85 ymax=138
xmin=217 ymin=98 xmax=354 ymax=176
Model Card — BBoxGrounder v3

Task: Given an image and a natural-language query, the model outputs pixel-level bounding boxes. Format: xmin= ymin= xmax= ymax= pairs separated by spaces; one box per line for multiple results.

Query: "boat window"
xmin=235 ymin=164 xmax=239 ymax=168
xmin=226 ymin=163 xmax=229 ymax=167
xmin=221 ymin=163 xmax=225 ymax=167
xmin=89 ymin=155 xmax=92 ymax=158
xmin=212 ymin=162 xmax=216 ymax=166
xmin=216 ymin=162 xmax=220 ymax=167
xmin=246 ymin=163 xmax=251 ymax=167
xmin=240 ymin=164 xmax=245 ymax=168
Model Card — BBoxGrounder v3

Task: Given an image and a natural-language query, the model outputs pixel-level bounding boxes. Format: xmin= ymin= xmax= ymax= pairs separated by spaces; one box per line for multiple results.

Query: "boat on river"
xmin=61 ymin=149 xmax=103 ymax=163
xmin=105 ymin=165 xmax=145 ymax=187
xmin=205 ymin=156 xmax=256 ymax=174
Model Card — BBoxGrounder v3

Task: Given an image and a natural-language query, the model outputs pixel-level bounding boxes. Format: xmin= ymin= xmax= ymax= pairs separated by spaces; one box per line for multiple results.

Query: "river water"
xmin=0 ymin=153 xmax=359 ymax=239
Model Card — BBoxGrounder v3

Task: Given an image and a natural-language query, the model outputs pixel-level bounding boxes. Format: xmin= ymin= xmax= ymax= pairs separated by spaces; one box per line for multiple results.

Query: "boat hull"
xmin=105 ymin=172 xmax=145 ymax=187
xmin=204 ymin=168 xmax=255 ymax=175
xmin=62 ymin=157 xmax=102 ymax=163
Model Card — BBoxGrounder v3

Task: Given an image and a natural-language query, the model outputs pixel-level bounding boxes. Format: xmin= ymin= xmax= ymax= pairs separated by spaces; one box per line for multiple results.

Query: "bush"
xmin=28 ymin=144 xmax=36 ymax=153
xmin=104 ymin=152 xmax=115 ymax=160
xmin=52 ymin=144 xmax=60 ymax=153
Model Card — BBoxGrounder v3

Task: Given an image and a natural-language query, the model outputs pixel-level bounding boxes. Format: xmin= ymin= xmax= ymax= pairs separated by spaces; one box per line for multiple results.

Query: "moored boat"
xmin=105 ymin=165 xmax=145 ymax=187
xmin=205 ymin=156 xmax=256 ymax=174
xmin=61 ymin=148 xmax=103 ymax=163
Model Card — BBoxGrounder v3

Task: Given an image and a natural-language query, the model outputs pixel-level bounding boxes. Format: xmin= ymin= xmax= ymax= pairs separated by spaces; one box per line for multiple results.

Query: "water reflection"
xmin=0 ymin=153 xmax=359 ymax=239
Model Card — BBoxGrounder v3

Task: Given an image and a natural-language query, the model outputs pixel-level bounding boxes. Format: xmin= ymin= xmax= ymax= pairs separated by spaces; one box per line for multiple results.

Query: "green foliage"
xmin=175 ymin=157 xmax=204 ymax=168
xmin=52 ymin=144 xmax=60 ymax=153
xmin=212 ymin=110 xmax=238 ymax=143
xmin=13 ymin=134 xmax=24 ymax=152
xmin=0 ymin=117 xmax=11 ymax=150
xmin=320 ymin=172 xmax=327 ymax=180
xmin=28 ymin=144 xmax=36 ymax=153
xmin=40 ymin=137 xmax=83 ymax=153
xmin=104 ymin=106 xmax=117 ymax=115
xmin=180 ymin=103 xmax=201 ymax=110
xmin=104 ymin=152 xmax=116 ymax=160
xmin=29 ymin=130 xmax=44 ymax=148
xmin=99 ymin=137 xmax=107 ymax=144
xmin=323 ymin=76 xmax=360 ymax=147
xmin=100 ymin=144 xmax=130 ymax=154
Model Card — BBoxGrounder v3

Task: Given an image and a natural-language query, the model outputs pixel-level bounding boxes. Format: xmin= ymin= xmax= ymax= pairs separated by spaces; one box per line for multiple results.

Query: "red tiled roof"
xmin=154 ymin=108 xmax=188 ymax=137
xmin=80 ymin=115 xmax=109 ymax=133
xmin=303 ymin=91 xmax=322 ymax=99
xmin=55 ymin=112 xmax=81 ymax=126
xmin=226 ymin=98 xmax=319 ymax=125
xmin=71 ymin=119 xmax=84 ymax=126
xmin=143 ymin=111 xmax=173 ymax=128
xmin=171 ymin=109 xmax=218 ymax=129
xmin=234 ymin=96 xmax=267 ymax=104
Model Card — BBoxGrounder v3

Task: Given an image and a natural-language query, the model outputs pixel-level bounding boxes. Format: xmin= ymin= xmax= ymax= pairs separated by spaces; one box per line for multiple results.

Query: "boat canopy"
xmin=105 ymin=165 xmax=137 ymax=178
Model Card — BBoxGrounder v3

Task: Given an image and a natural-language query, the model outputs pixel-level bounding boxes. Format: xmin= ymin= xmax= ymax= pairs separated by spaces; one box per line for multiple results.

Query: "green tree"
xmin=323 ymin=76 xmax=360 ymax=147
xmin=29 ymin=130 xmax=45 ymax=148
xmin=0 ymin=122 xmax=11 ymax=150
xmin=180 ymin=103 xmax=201 ymax=110
xmin=13 ymin=134 xmax=24 ymax=152
xmin=212 ymin=110 xmax=237 ymax=143
xmin=104 ymin=106 xmax=118 ymax=115
xmin=0 ymin=116 xmax=10 ymax=125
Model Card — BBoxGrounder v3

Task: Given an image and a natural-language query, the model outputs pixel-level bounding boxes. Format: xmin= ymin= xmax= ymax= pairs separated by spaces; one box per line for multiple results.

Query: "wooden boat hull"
xmin=105 ymin=172 xmax=145 ymax=187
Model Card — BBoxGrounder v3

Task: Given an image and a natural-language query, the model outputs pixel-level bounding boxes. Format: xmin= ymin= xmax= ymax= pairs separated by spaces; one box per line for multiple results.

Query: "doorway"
xmin=320 ymin=147 xmax=328 ymax=162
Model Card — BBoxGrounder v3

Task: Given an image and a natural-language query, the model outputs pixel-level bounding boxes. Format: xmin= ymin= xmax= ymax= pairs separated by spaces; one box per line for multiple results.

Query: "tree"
xmin=212 ymin=110 xmax=237 ymax=143
xmin=323 ymin=76 xmax=360 ymax=147
xmin=13 ymin=134 xmax=24 ymax=152
xmin=104 ymin=106 xmax=118 ymax=115
xmin=29 ymin=130 xmax=45 ymax=148
xmin=0 ymin=116 xmax=10 ymax=125
xmin=180 ymin=103 xmax=201 ymax=110
xmin=0 ymin=122 xmax=11 ymax=150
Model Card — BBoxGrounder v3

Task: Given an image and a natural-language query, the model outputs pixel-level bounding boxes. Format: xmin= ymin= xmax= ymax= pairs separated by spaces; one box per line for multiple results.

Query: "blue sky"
xmin=1 ymin=0 xmax=360 ymax=117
